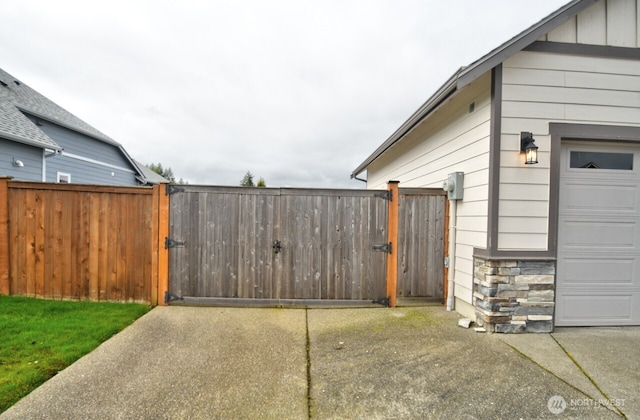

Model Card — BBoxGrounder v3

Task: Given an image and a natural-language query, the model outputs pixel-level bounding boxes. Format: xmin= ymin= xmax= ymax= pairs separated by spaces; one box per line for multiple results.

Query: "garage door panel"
xmin=560 ymin=183 xmax=637 ymax=213
xmin=560 ymin=220 xmax=638 ymax=248
xmin=557 ymin=141 xmax=640 ymax=326
xmin=555 ymin=294 xmax=638 ymax=326
xmin=558 ymin=257 xmax=636 ymax=285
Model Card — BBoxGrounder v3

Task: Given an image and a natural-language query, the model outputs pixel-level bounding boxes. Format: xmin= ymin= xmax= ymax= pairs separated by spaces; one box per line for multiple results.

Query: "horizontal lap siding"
xmin=0 ymin=139 xmax=42 ymax=181
xmin=367 ymin=74 xmax=492 ymax=305
xmin=500 ymin=49 xmax=640 ymax=250
xmin=7 ymin=182 xmax=155 ymax=302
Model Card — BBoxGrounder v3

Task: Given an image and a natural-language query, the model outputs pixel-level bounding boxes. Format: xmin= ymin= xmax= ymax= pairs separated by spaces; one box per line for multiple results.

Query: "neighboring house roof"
xmin=0 ymin=67 xmax=120 ymax=149
xmin=351 ymin=0 xmax=597 ymax=179
xmin=133 ymin=159 xmax=171 ymax=184
xmin=0 ymin=67 xmax=151 ymax=184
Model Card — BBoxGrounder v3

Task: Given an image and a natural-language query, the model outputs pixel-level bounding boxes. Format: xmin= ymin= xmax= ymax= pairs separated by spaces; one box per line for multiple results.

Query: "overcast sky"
xmin=2 ymin=0 xmax=569 ymax=188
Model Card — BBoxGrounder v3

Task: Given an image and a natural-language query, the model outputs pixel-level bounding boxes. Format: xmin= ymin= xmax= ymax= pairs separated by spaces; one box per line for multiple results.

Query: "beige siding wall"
xmin=500 ymin=50 xmax=640 ymax=250
xmin=367 ymin=73 xmax=491 ymax=305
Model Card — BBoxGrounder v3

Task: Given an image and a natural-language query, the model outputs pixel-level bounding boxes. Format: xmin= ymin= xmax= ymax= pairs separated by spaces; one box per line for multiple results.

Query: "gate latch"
xmin=372 ymin=242 xmax=392 ymax=253
xmin=272 ymin=240 xmax=282 ymax=254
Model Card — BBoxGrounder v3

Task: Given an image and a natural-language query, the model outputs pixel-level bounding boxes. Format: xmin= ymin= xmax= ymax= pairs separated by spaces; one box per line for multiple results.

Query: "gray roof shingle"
xmin=0 ymin=67 xmax=119 ymax=150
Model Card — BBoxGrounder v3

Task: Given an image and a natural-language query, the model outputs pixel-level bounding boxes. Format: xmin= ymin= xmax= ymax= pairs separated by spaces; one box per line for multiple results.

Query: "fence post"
xmin=0 ymin=177 xmax=12 ymax=295
xmin=386 ymin=181 xmax=400 ymax=307
xmin=157 ymin=183 xmax=170 ymax=305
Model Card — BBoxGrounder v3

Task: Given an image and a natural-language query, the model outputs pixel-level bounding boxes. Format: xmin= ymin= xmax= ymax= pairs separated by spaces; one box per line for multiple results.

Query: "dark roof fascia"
xmin=350 ymin=0 xmax=597 ymax=178
xmin=457 ymin=0 xmax=598 ymax=88
xmin=119 ymin=147 xmax=159 ymax=185
xmin=0 ymin=129 xmax=62 ymax=151
xmin=17 ymin=105 xmax=122 ymax=147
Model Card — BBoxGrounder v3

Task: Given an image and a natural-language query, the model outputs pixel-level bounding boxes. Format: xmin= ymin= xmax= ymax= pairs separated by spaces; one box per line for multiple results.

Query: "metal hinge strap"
xmin=372 ymin=242 xmax=392 ymax=254
xmin=374 ymin=190 xmax=392 ymax=201
xmin=372 ymin=296 xmax=390 ymax=307
xmin=164 ymin=291 xmax=184 ymax=304
xmin=165 ymin=237 xmax=185 ymax=248
xmin=166 ymin=184 xmax=185 ymax=195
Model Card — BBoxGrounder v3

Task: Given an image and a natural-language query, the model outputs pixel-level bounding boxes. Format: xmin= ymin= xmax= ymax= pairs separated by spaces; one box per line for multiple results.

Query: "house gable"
xmin=0 ymin=67 xmax=148 ymax=185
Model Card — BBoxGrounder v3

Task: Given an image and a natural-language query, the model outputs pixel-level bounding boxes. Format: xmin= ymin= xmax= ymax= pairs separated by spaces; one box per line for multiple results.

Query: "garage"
xmin=556 ymin=141 xmax=640 ymax=326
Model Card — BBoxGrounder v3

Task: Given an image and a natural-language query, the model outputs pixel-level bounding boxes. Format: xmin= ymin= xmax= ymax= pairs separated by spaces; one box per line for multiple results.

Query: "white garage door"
xmin=557 ymin=141 xmax=640 ymax=326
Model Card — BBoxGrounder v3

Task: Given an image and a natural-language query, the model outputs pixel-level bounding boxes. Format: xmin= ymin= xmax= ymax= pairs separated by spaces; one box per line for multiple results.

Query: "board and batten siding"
xmin=366 ymin=73 xmax=492 ymax=306
xmin=500 ymin=48 xmax=640 ymax=250
xmin=544 ymin=0 xmax=640 ymax=48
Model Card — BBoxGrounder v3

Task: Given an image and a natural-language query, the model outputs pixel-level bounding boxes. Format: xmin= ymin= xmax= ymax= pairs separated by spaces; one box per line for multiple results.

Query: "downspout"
xmin=42 ymin=149 xmax=46 ymax=182
xmin=43 ymin=149 xmax=62 ymax=182
xmin=446 ymin=198 xmax=457 ymax=312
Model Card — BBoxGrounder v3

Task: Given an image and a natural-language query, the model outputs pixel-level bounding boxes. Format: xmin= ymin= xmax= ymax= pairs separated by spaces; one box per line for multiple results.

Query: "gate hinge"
xmin=372 ymin=296 xmax=390 ymax=307
xmin=166 ymin=184 xmax=185 ymax=195
xmin=374 ymin=190 xmax=392 ymax=201
xmin=165 ymin=237 xmax=185 ymax=248
xmin=372 ymin=242 xmax=392 ymax=254
xmin=164 ymin=291 xmax=184 ymax=304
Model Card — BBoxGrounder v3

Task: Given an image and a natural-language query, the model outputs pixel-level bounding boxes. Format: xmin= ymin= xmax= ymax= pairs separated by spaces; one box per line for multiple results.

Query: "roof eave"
xmin=0 ymin=129 xmax=63 ymax=151
xmin=16 ymin=105 xmax=121 ymax=147
xmin=351 ymin=0 xmax=598 ymax=179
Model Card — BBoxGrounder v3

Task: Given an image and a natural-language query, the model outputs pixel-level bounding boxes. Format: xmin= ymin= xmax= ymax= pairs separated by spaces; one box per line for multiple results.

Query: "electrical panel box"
xmin=443 ymin=172 xmax=464 ymax=200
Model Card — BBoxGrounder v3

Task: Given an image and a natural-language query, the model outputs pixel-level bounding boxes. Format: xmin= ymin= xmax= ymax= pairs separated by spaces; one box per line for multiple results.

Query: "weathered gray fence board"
xmin=169 ymin=187 xmax=390 ymax=302
xmin=397 ymin=191 xmax=446 ymax=299
xmin=168 ymin=186 xmax=445 ymax=305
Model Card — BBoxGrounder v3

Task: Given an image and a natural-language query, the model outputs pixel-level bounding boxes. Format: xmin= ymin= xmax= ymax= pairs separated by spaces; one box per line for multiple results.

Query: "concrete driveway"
xmin=1 ymin=306 xmax=637 ymax=419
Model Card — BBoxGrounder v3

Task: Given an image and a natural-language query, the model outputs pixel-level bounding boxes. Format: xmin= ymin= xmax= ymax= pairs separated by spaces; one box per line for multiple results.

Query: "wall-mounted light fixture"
xmin=12 ymin=158 xmax=24 ymax=167
xmin=520 ymin=132 xmax=538 ymax=165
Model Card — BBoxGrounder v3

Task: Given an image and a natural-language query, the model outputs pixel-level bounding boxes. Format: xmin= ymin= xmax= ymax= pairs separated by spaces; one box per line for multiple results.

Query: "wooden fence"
xmin=0 ymin=178 xmax=169 ymax=304
xmin=0 ymin=177 xmax=445 ymax=307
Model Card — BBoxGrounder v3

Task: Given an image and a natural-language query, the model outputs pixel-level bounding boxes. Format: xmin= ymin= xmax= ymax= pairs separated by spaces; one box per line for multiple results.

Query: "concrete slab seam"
xmin=550 ymin=333 xmax=627 ymax=419
xmin=497 ymin=341 xmax=601 ymax=401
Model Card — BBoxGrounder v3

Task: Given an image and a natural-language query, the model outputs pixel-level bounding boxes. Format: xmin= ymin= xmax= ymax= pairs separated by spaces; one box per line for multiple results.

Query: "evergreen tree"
xmin=147 ymin=163 xmax=187 ymax=184
xmin=240 ymin=171 xmax=255 ymax=187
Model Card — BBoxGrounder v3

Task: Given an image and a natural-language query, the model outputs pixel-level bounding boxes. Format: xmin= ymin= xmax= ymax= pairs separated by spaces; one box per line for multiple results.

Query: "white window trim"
xmin=57 ymin=172 xmax=71 ymax=183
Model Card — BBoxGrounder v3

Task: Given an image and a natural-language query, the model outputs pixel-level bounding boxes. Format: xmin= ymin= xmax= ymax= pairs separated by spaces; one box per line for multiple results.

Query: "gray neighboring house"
xmin=0 ymin=67 xmax=155 ymax=186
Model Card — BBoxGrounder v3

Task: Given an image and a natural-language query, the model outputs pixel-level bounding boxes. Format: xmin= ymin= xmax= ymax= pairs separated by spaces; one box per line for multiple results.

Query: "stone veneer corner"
xmin=473 ymin=257 xmax=556 ymax=333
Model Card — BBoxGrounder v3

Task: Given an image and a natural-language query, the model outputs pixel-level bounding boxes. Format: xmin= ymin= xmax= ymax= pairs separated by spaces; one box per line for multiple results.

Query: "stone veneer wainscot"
xmin=473 ymin=258 xmax=556 ymax=333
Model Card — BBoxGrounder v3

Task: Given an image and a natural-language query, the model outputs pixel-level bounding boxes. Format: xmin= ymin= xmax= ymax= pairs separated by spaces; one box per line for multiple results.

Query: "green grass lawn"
xmin=0 ymin=296 xmax=150 ymax=413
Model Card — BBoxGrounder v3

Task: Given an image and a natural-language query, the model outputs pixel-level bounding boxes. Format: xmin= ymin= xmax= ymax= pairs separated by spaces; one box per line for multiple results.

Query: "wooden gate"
xmin=166 ymin=185 xmax=446 ymax=306
xmin=167 ymin=186 xmax=390 ymax=305
xmin=397 ymin=189 xmax=446 ymax=301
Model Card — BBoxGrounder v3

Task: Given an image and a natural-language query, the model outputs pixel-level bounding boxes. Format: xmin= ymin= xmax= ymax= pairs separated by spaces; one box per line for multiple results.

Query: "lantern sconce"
xmin=520 ymin=132 xmax=539 ymax=165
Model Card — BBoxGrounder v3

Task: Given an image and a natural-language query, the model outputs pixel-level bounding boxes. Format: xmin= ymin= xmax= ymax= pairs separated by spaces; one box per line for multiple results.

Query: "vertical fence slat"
xmin=0 ymin=177 xmax=10 ymax=295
